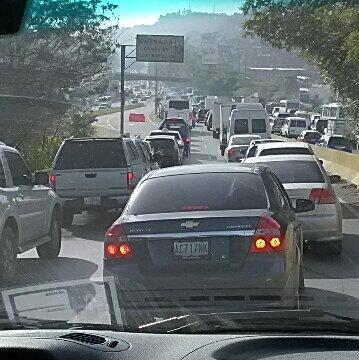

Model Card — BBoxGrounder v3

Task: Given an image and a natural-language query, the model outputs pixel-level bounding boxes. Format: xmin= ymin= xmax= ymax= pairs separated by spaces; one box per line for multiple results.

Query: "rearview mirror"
xmin=329 ymin=174 xmax=341 ymax=184
xmin=34 ymin=171 xmax=49 ymax=186
xmin=295 ymin=199 xmax=315 ymax=213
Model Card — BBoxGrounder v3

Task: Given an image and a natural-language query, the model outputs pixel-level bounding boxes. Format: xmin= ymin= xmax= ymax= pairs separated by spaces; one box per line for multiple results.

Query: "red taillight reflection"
xmin=227 ymin=148 xmax=236 ymax=157
xmin=127 ymin=171 xmax=135 ymax=190
xmin=250 ymin=214 xmax=286 ymax=253
xmin=105 ymin=223 xmax=125 ymax=240
xmin=184 ymin=137 xmax=191 ymax=144
xmin=49 ymin=174 xmax=56 ymax=189
xmin=309 ymin=188 xmax=334 ymax=204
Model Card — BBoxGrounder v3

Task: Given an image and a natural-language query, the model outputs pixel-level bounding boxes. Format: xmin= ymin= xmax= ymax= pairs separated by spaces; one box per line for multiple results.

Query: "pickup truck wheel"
xmin=0 ymin=226 xmax=17 ymax=281
xmin=37 ymin=214 xmax=62 ymax=259
xmin=62 ymin=211 xmax=74 ymax=228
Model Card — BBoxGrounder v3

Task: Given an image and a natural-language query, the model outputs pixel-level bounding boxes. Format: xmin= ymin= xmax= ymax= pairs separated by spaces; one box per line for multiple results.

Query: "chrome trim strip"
xmin=127 ymin=230 xmax=255 ymax=240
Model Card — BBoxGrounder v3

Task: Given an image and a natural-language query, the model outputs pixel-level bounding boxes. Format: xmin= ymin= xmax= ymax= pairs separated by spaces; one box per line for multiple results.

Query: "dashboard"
xmin=0 ymin=330 xmax=358 ymax=359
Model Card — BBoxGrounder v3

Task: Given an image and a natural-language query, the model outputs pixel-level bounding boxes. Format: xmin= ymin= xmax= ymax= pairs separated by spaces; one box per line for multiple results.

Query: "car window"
xmin=0 ymin=157 xmax=7 ymax=188
xmin=54 ymin=140 xmax=127 ymax=169
xmin=260 ymin=160 xmax=325 ymax=184
xmin=139 ymin=142 xmax=151 ymax=162
xmin=252 ymin=119 xmax=266 ymax=133
xmin=328 ymin=137 xmax=350 ymax=147
xmin=135 ymin=141 xmax=147 ymax=162
xmin=259 ymin=147 xmax=312 ymax=156
xmin=5 ymin=151 xmax=32 ymax=186
xmin=297 ymin=120 xmax=306 ymax=127
xmin=127 ymin=173 xmax=268 ymax=215
xmin=234 ymin=119 xmax=249 ymax=134
xmin=128 ymin=142 xmax=140 ymax=160
xmin=246 ymin=146 xmax=257 ymax=158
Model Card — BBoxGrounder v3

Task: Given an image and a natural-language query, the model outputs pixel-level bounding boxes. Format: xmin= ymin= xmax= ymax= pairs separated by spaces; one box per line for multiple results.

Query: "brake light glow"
xmin=104 ymin=222 xmax=133 ymax=259
xmin=250 ymin=214 xmax=286 ymax=253
xmin=127 ymin=171 xmax=135 ymax=190
xmin=309 ymin=188 xmax=334 ymax=204
xmin=49 ymin=174 xmax=56 ymax=189
xmin=184 ymin=137 xmax=191 ymax=144
xmin=104 ymin=242 xmax=133 ymax=259
xmin=227 ymin=147 xmax=236 ymax=157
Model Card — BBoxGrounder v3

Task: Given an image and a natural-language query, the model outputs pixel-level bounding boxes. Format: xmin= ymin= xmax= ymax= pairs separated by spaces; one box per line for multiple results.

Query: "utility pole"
xmin=154 ymin=62 xmax=158 ymax=116
xmin=120 ymin=45 xmax=125 ymax=136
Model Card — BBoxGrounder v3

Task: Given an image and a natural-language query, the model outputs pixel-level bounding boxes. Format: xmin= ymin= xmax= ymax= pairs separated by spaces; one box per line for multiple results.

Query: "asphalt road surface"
xmin=7 ymin=102 xmax=359 ymax=323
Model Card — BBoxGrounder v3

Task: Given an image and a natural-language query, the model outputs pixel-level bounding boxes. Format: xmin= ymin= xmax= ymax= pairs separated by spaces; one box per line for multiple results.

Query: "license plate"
xmin=173 ymin=241 xmax=209 ymax=259
xmin=84 ymin=197 xmax=101 ymax=206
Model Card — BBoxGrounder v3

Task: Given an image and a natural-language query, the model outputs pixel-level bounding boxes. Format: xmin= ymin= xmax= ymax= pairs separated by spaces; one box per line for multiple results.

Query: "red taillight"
xmin=127 ymin=170 xmax=135 ymax=190
xmin=49 ymin=174 xmax=56 ymax=189
xmin=227 ymin=147 xmax=236 ymax=157
xmin=184 ymin=137 xmax=191 ymax=144
xmin=104 ymin=242 xmax=133 ymax=259
xmin=105 ymin=222 xmax=125 ymax=240
xmin=309 ymin=188 xmax=334 ymax=204
xmin=104 ymin=223 xmax=133 ymax=259
xmin=250 ymin=214 xmax=286 ymax=253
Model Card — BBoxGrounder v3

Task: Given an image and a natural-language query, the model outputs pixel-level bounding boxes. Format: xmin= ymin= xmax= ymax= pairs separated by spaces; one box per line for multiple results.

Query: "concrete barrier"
xmin=310 ymin=144 xmax=359 ymax=186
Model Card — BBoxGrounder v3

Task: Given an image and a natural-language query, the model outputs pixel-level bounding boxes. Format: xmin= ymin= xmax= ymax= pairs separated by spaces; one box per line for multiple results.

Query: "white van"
xmin=165 ymin=99 xmax=192 ymax=127
xmin=228 ymin=103 xmax=270 ymax=141
xmin=281 ymin=117 xmax=307 ymax=138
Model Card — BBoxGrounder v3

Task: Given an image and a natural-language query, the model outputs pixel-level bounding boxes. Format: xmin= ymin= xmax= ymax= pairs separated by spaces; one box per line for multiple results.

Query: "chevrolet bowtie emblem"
xmin=181 ymin=221 xmax=199 ymax=229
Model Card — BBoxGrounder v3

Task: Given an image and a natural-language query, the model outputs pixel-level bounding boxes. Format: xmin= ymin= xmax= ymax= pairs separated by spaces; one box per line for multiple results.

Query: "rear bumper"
xmin=298 ymin=213 xmax=342 ymax=242
xmin=59 ymin=195 xmax=131 ymax=212
xmin=104 ymin=258 xmax=299 ymax=324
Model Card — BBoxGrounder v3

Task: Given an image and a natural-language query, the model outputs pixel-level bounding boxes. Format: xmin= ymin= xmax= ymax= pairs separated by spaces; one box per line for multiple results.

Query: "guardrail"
xmin=310 ymin=145 xmax=359 ymax=186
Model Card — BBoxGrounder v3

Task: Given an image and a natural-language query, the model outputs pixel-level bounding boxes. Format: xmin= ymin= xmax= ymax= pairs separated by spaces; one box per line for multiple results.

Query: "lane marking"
xmin=106 ymin=118 xmax=117 ymax=130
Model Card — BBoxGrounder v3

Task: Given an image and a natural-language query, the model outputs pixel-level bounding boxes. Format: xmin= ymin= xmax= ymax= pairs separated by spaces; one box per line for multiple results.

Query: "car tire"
xmin=37 ymin=213 xmax=62 ymax=259
xmin=0 ymin=225 xmax=17 ymax=281
xmin=62 ymin=211 xmax=74 ymax=228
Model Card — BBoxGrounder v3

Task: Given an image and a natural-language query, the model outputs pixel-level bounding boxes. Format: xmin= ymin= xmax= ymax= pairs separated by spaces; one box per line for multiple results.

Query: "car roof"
xmin=256 ymin=141 xmax=310 ymax=150
xmin=244 ymin=154 xmax=317 ymax=164
xmin=230 ymin=134 xmax=261 ymax=139
xmin=253 ymin=139 xmax=283 ymax=143
xmin=148 ymin=164 xmax=265 ymax=179
xmin=145 ymin=135 xmax=176 ymax=141
xmin=286 ymin=116 xmax=307 ymax=120
xmin=0 ymin=143 xmax=18 ymax=152
xmin=150 ymin=130 xmax=180 ymax=135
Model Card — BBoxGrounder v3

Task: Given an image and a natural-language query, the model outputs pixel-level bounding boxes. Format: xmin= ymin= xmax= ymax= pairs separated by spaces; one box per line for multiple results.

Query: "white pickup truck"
xmin=0 ymin=143 xmax=62 ymax=280
xmin=51 ymin=137 xmax=154 ymax=227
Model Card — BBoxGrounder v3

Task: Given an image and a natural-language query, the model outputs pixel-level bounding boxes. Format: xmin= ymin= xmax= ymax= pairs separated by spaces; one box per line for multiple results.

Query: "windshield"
xmin=126 ymin=173 xmax=268 ymax=215
xmin=0 ymin=0 xmax=358 ymax=337
xmin=259 ymin=161 xmax=325 ymax=184
xmin=231 ymin=136 xmax=260 ymax=145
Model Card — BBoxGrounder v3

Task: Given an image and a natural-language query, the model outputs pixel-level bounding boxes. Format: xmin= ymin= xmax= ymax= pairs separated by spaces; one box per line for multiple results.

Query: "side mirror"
xmin=294 ymin=199 xmax=315 ymax=213
xmin=319 ymin=159 xmax=323 ymax=165
xmin=329 ymin=174 xmax=341 ymax=184
xmin=34 ymin=171 xmax=49 ymax=186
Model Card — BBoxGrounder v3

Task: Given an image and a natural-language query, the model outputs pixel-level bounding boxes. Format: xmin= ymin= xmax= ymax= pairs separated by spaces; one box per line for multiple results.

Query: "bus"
xmin=320 ymin=103 xmax=349 ymax=135
xmin=279 ymin=99 xmax=300 ymax=112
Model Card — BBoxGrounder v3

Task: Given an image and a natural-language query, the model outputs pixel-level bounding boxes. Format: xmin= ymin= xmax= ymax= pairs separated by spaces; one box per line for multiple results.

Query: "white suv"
xmin=0 ymin=143 xmax=62 ymax=281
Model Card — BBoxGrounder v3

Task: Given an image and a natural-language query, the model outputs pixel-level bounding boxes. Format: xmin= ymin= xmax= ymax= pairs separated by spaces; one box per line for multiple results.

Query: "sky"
xmin=113 ymin=0 xmax=243 ymax=27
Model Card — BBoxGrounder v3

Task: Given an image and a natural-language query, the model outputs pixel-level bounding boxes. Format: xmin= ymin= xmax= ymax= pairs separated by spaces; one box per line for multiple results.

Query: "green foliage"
xmin=242 ymin=0 xmax=359 ymax=135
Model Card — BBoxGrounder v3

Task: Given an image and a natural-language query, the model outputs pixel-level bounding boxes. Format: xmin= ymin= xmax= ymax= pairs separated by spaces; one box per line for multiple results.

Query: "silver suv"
xmin=0 ymin=143 xmax=62 ymax=281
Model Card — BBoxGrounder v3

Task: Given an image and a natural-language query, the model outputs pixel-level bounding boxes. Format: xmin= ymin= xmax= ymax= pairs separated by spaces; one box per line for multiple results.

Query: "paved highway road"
xmin=8 ymin=102 xmax=359 ymax=322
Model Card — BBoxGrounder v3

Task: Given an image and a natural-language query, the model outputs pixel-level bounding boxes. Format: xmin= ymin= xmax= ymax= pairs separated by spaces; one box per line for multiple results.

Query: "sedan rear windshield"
xmin=261 ymin=161 xmax=325 ymax=184
xmin=168 ymin=100 xmax=190 ymax=110
xmin=259 ymin=147 xmax=312 ymax=156
xmin=54 ymin=140 xmax=127 ymax=169
xmin=126 ymin=173 xmax=268 ymax=215
xmin=148 ymin=139 xmax=175 ymax=152
xmin=328 ymin=137 xmax=350 ymax=147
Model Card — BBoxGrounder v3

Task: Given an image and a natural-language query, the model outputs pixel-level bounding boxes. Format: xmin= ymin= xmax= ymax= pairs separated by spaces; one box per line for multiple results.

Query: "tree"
xmin=242 ymin=0 xmax=359 ymax=136
xmin=0 ymin=0 xmax=118 ymax=147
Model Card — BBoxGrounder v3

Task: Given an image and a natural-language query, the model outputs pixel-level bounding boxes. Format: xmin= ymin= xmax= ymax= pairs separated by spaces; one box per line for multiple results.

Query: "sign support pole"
xmin=154 ymin=63 xmax=158 ymax=116
xmin=120 ymin=45 xmax=125 ymax=136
